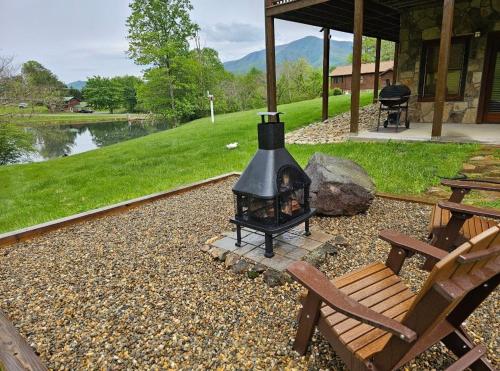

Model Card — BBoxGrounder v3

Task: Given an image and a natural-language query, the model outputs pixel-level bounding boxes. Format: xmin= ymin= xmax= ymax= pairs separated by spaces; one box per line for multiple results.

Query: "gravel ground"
xmin=285 ymin=104 xmax=379 ymax=144
xmin=1 ymin=178 xmax=498 ymax=370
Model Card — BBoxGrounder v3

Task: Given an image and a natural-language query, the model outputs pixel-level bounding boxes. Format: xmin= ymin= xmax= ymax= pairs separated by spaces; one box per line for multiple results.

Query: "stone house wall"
xmin=397 ymin=0 xmax=500 ymax=124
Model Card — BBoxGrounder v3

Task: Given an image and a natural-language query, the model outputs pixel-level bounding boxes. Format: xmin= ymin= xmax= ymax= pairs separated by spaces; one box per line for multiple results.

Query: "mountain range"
xmin=223 ymin=36 xmax=353 ymax=75
xmin=67 ymin=36 xmax=354 ymax=85
xmin=67 ymin=80 xmax=86 ymax=90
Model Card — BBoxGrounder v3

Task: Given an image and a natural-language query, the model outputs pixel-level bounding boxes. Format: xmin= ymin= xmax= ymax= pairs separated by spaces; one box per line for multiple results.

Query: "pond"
xmin=17 ymin=121 xmax=170 ymax=163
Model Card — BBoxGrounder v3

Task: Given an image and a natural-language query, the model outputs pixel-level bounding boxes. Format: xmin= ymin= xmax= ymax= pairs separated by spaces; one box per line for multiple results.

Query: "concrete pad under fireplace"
xmin=210 ymin=227 xmax=334 ymax=273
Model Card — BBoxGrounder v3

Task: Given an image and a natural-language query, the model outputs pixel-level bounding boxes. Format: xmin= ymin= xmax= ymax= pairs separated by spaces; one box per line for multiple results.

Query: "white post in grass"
xmin=207 ymin=91 xmax=215 ymax=123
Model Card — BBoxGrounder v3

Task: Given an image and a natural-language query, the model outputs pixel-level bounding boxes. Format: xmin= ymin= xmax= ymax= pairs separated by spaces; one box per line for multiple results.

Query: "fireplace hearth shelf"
xmin=230 ymin=208 xmax=316 ymax=236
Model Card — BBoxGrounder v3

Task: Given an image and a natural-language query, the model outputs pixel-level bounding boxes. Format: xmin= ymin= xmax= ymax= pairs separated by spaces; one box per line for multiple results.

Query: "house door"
xmin=482 ymin=34 xmax=500 ymax=123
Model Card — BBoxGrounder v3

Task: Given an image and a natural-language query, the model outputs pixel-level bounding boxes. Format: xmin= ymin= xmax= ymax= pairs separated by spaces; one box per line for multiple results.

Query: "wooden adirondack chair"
xmin=0 ymin=310 xmax=47 ymax=371
xmin=287 ymin=223 xmax=500 ymax=371
xmin=429 ymin=178 xmax=500 ymax=250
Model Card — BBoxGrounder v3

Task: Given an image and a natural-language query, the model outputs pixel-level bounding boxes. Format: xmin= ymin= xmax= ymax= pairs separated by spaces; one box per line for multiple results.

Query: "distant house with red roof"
xmin=63 ymin=96 xmax=81 ymax=112
xmin=330 ymin=61 xmax=394 ymax=92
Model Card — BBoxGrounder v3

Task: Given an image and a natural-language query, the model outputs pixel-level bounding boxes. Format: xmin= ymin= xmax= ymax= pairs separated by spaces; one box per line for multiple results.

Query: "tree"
xmin=348 ymin=37 xmax=395 ymax=63
xmin=277 ymin=59 xmax=322 ymax=104
xmin=20 ymin=61 xmax=66 ymax=112
xmin=137 ymin=55 xmax=198 ymax=122
xmin=0 ymin=55 xmax=16 ymax=105
xmin=236 ymin=68 xmax=266 ymax=110
xmin=111 ymin=75 xmax=143 ymax=112
xmin=0 ymin=56 xmax=35 ymax=164
xmin=189 ymin=44 xmax=228 ymax=118
xmin=67 ymin=87 xmax=83 ymax=101
xmin=83 ymin=76 xmax=122 ymax=113
xmin=127 ymin=0 xmax=199 ymax=121
xmin=21 ymin=61 xmax=65 ymax=89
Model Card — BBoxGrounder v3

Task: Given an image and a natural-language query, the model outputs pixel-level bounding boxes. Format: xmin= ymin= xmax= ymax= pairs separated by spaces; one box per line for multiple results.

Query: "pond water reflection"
xmin=19 ymin=121 xmax=169 ymax=163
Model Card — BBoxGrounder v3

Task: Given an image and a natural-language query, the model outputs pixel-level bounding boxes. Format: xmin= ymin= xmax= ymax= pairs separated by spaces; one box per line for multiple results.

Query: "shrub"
xmin=332 ymin=88 xmax=343 ymax=96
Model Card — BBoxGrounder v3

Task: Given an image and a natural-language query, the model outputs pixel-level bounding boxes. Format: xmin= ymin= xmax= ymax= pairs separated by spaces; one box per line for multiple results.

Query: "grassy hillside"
xmin=0 ymin=92 xmax=477 ymax=233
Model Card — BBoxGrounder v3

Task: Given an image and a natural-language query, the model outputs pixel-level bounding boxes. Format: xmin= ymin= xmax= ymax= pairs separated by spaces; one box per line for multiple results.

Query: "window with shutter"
xmin=487 ymin=53 xmax=500 ymax=114
xmin=483 ymin=35 xmax=500 ymax=123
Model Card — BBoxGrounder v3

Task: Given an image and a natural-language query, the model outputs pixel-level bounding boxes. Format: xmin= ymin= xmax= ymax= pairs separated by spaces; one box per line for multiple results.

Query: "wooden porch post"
xmin=350 ymin=0 xmax=363 ymax=133
xmin=265 ymin=8 xmax=278 ymax=117
xmin=392 ymin=42 xmax=399 ymax=84
xmin=373 ymin=37 xmax=381 ymax=103
xmin=432 ymin=0 xmax=455 ymax=138
xmin=322 ymin=28 xmax=330 ymax=121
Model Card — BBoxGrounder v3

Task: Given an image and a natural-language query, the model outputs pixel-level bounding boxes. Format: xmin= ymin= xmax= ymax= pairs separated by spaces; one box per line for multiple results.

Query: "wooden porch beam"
xmin=322 ymin=28 xmax=330 ymax=121
xmin=373 ymin=37 xmax=381 ymax=103
xmin=266 ymin=0 xmax=329 ymax=16
xmin=265 ymin=13 xmax=278 ymax=117
xmin=276 ymin=11 xmax=398 ymax=42
xmin=350 ymin=0 xmax=363 ymax=134
xmin=432 ymin=0 xmax=455 ymax=138
xmin=296 ymin=5 xmax=399 ymax=35
xmin=393 ymin=42 xmax=399 ymax=84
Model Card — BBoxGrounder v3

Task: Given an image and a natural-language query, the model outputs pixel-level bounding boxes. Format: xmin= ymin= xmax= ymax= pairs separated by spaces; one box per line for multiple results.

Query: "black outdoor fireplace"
xmin=230 ymin=112 xmax=316 ymax=258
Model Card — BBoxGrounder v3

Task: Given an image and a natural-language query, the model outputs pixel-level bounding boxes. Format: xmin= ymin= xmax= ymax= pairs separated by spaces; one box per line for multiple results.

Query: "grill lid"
xmin=379 ymin=84 xmax=411 ymax=99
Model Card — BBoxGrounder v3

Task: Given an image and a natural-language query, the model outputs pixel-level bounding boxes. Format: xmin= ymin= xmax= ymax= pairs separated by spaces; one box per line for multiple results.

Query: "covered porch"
xmin=353 ymin=123 xmax=500 ymax=144
xmin=264 ymin=0 xmax=500 ymax=139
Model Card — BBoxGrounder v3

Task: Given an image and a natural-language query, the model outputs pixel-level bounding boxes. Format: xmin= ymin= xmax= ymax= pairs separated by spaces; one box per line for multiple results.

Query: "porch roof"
xmin=265 ymin=0 xmax=442 ymax=42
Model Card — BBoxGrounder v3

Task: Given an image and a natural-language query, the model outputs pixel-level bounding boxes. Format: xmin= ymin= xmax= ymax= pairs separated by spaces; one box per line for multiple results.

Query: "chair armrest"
xmin=438 ymin=201 xmax=500 ymax=219
xmin=0 ymin=311 xmax=47 ymax=371
xmin=441 ymin=179 xmax=500 ymax=192
xmin=287 ymin=261 xmax=417 ymax=343
xmin=379 ymin=230 xmax=448 ymax=260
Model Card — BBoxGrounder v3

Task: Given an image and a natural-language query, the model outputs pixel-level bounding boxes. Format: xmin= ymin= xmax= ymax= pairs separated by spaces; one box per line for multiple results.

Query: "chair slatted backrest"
xmin=374 ymin=223 xmax=500 ymax=369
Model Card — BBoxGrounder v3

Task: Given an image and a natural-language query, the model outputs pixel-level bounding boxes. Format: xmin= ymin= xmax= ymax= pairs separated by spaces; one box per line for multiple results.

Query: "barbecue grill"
xmin=377 ymin=84 xmax=411 ymax=132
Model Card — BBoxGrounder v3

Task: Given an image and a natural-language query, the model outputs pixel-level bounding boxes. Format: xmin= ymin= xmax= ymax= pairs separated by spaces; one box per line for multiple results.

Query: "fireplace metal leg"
xmin=235 ymin=225 xmax=242 ymax=247
xmin=264 ymin=234 xmax=274 ymax=258
xmin=304 ymin=220 xmax=311 ymax=236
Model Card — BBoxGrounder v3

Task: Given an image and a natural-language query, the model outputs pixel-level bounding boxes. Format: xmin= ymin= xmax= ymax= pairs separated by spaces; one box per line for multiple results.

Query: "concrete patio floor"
xmin=351 ymin=123 xmax=500 ymax=144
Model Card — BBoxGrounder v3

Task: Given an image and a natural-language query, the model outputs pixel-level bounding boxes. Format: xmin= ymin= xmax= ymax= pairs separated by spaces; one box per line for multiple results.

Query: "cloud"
xmin=202 ymin=23 xmax=263 ymax=43
xmin=0 ymin=0 xmax=355 ymax=81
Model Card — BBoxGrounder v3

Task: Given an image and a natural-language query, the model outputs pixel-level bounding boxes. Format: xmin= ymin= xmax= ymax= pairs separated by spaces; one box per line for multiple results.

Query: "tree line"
xmin=2 ymin=0 xmax=394 ymax=125
xmin=83 ymin=55 xmax=326 ymax=122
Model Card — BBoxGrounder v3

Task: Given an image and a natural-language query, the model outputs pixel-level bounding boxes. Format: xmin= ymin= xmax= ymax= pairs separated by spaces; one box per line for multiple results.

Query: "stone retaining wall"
xmin=398 ymin=0 xmax=500 ymax=124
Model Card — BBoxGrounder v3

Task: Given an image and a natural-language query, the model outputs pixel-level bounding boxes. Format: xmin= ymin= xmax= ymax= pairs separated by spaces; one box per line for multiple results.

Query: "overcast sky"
xmin=0 ymin=0 xmax=352 ymax=83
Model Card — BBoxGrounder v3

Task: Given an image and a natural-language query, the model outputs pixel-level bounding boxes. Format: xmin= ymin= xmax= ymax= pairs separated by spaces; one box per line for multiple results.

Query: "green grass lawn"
xmin=0 ymin=92 xmax=478 ymax=233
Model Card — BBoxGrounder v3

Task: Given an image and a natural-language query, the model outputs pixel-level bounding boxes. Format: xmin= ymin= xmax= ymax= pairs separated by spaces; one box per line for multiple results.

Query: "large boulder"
xmin=305 ymin=153 xmax=375 ymax=216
